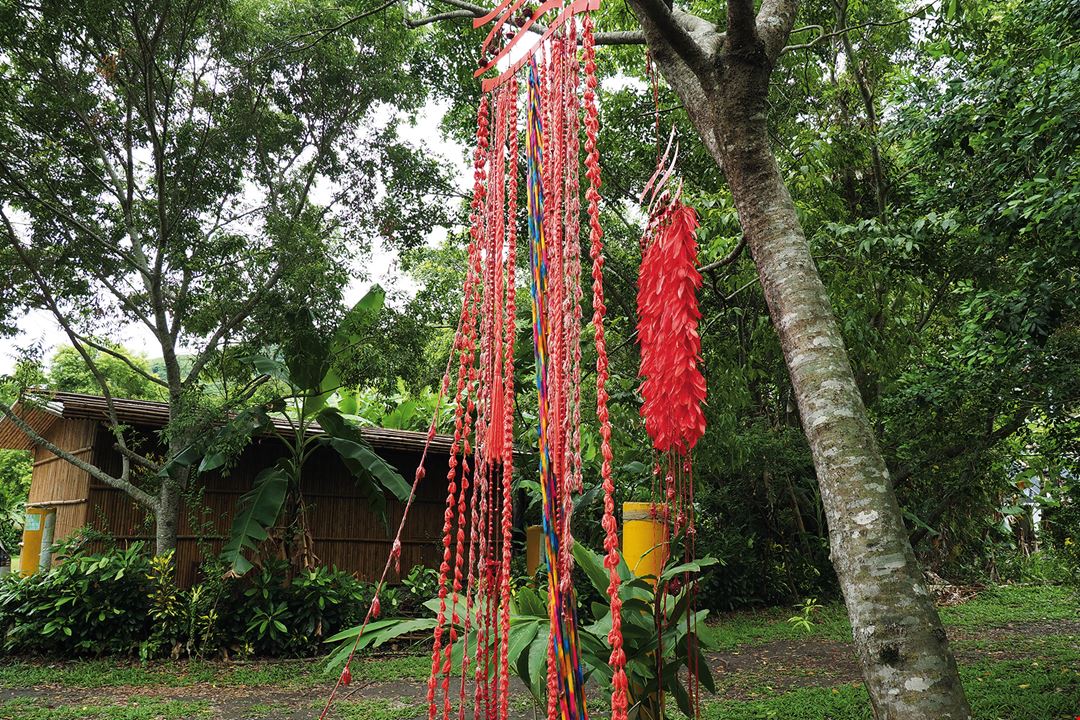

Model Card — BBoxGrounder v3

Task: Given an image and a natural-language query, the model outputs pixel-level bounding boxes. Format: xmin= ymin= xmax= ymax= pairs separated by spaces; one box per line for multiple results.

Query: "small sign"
xmin=23 ymin=513 xmax=41 ymax=532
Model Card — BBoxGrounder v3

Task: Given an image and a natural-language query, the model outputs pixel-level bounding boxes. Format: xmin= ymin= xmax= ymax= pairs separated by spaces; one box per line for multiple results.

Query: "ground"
xmin=0 ymin=586 xmax=1076 ymax=720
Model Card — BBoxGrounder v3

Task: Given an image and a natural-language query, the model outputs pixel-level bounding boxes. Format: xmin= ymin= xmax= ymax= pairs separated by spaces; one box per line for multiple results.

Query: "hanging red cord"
xmin=582 ymin=11 xmax=629 ymax=720
xmin=497 ymin=74 xmax=519 ymax=720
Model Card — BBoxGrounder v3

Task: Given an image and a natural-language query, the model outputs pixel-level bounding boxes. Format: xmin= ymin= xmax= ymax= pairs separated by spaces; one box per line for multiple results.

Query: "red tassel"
xmin=391 ymin=538 xmax=402 ymax=574
xmin=637 ymin=201 xmax=706 ymax=455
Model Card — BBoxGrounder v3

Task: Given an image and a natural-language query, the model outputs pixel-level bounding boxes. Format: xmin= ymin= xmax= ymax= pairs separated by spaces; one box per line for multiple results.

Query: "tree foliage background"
xmin=0 ymin=0 xmax=1076 ymax=600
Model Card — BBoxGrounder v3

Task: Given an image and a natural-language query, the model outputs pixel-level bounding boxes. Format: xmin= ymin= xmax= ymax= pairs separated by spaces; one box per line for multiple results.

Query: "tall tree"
xmin=0 ymin=0 xmax=436 ymax=554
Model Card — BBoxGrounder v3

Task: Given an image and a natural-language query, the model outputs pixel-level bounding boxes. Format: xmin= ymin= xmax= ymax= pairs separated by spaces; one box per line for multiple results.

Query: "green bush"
xmin=1041 ymin=482 xmax=1080 ymax=588
xmin=0 ymin=543 xmax=152 ymax=655
xmin=0 ymin=543 xmax=374 ymax=659
xmin=237 ymin=560 xmax=369 ymax=656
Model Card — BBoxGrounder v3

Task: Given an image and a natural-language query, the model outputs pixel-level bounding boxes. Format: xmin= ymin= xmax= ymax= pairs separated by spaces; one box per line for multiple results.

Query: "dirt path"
xmin=1 ymin=620 xmax=1076 ymax=719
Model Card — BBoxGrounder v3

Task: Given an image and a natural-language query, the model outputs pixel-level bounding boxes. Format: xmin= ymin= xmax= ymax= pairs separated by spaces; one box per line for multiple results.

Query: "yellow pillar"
xmin=622 ymin=502 xmax=667 ymax=583
xmin=525 ymin=524 xmax=544 ymax=577
xmin=20 ymin=507 xmax=54 ymax=576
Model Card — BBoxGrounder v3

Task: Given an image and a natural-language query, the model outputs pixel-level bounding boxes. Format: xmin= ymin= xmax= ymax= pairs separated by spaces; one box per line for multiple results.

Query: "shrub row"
xmin=0 ymin=542 xmax=434 ymax=659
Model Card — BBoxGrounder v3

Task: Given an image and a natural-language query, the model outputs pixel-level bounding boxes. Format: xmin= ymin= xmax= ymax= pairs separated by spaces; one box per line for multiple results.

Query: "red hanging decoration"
xmin=320 ymin=4 xmax=632 ymax=720
xmin=637 ymin=201 xmax=706 ymax=455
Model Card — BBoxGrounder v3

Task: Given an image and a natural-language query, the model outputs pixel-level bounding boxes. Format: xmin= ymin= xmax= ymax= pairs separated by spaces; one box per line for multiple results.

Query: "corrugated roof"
xmin=0 ymin=390 xmax=455 ymax=455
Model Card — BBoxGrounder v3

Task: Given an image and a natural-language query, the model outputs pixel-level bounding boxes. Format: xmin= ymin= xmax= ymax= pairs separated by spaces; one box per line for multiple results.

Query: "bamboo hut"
xmin=0 ymin=391 xmax=456 ymax=586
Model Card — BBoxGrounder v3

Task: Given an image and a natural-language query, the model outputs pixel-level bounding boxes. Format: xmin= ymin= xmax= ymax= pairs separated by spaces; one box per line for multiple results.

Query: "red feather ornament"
xmin=637 ymin=201 xmax=706 ymax=455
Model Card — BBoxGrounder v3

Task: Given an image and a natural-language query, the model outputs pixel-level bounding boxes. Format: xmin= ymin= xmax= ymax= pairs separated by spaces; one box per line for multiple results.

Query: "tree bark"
xmin=716 ymin=69 xmax=970 ymax=720
xmin=620 ymin=0 xmax=972 ymax=716
xmin=155 ymin=480 xmax=180 ymax=556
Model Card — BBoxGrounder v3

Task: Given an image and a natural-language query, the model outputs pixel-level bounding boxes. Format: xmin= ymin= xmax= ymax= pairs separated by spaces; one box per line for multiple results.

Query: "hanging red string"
xmin=319 ymin=4 xmax=629 ymax=720
xmin=582 ymin=11 xmax=629 ymax=720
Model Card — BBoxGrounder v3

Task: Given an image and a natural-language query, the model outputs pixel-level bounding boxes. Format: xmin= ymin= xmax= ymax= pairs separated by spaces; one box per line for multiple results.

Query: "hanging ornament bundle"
xmin=318 ymin=3 xmax=625 ymax=720
xmin=318 ymin=4 xmax=707 ymax=720
xmin=634 ymin=69 xmax=709 ymax=714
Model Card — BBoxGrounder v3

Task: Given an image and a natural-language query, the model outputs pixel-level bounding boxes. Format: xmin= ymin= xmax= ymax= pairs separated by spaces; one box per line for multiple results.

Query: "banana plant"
xmin=190 ymin=286 xmax=411 ymax=576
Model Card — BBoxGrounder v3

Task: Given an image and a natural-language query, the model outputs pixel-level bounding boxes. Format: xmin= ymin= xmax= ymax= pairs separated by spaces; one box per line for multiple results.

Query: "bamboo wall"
xmin=25 ymin=418 xmax=94 ymax=541
xmin=82 ymin=427 xmax=453 ymax=587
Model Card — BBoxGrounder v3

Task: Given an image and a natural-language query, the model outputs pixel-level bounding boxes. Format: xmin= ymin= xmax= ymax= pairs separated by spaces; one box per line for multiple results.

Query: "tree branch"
xmin=892 ymin=407 xmax=1031 ymax=487
xmin=400 ymin=0 xmax=647 ymax=45
xmin=182 ymin=265 xmax=286 ymax=386
xmin=782 ymin=4 xmax=932 ymax=54
xmin=727 ymin=0 xmax=759 ymax=53
xmin=756 ymin=0 xmax=800 ymax=61
xmin=1 ymin=208 xmax=142 ymax=487
xmin=69 ymin=333 xmax=169 ymax=389
xmin=253 ymin=0 xmax=400 ymax=64
xmin=625 ymin=0 xmax=714 ymax=74
xmin=699 ymin=235 xmax=747 ymax=273
xmin=0 ymin=399 xmax=158 ymax=511
xmin=114 ymin=442 xmax=163 ymax=473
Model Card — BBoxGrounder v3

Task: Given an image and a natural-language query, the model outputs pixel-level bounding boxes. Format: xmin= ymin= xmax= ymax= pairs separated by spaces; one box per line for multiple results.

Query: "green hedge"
xmin=0 ymin=543 xmax=381 ymax=659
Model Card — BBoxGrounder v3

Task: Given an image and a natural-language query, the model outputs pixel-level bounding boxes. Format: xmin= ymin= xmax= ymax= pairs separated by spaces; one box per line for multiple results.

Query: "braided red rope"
xmin=316 ymin=367 xmax=451 ymax=720
xmin=427 ymin=96 xmax=489 ymax=720
xmin=497 ymin=75 xmax=519 ymax=720
xmin=582 ymin=12 xmax=628 ymax=720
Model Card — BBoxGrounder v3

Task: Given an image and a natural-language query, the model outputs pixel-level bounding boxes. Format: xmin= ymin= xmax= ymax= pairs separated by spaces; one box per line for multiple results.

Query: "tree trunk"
xmin=155 ymin=429 xmax=192 ymax=556
xmin=155 ymin=478 xmax=180 ymax=556
xmin=618 ymin=3 xmax=970 ymax=707
xmin=700 ymin=56 xmax=970 ymax=718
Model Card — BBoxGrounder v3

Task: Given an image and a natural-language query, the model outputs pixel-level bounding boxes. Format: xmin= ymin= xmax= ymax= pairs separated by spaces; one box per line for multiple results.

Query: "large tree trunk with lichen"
xmin=716 ymin=60 xmax=970 ymax=720
xmin=621 ymin=1 xmax=973 ymax=715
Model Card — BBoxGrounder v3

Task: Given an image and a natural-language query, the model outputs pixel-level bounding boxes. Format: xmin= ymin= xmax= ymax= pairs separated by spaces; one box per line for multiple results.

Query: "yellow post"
xmin=525 ymin=524 xmax=543 ymax=577
xmin=622 ymin=502 xmax=667 ymax=583
xmin=20 ymin=507 xmax=53 ymax=576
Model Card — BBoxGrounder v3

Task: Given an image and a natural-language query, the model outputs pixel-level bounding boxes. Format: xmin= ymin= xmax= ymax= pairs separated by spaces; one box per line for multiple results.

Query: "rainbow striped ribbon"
xmin=526 ymin=57 xmax=588 ymax=720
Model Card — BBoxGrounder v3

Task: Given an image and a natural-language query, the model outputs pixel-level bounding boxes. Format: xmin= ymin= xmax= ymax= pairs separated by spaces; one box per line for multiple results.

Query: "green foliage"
xmin=400 ymin=563 xmax=441 ymax=615
xmin=46 ymin=346 xmax=165 ymax=401
xmin=0 ymin=542 xmax=372 ymax=658
xmin=176 ymin=287 xmax=410 ymax=575
xmin=786 ymin=597 xmax=823 ymax=634
xmin=240 ymin=561 xmax=370 ymax=656
xmin=141 ymin=552 xmax=226 ymax=661
xmin=0 ymin=449 xmax=30 ymax=553
xmin=0 ymin=543 xmax=153 ymax=655
xmin=222 ymin=464 xmax=291 ymax=576
xmin=329 ymin=546 xmax=720 ymax=720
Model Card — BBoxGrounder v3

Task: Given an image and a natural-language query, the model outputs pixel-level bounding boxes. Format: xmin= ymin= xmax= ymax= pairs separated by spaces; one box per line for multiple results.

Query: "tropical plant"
xmin=185 ymin=287 xmax=411 ymax=576
xmin=0 ymin=543 xmax=153 ymax=655
xmin=0 ymin=449 xmax=30 ymax=554
xmin=402 ymin=564 xmax=440 ymax=600
xmin=787 ymin=597 xmax=823 ymax=633
xmin=325 ymin=545 xmax=719 ymax=719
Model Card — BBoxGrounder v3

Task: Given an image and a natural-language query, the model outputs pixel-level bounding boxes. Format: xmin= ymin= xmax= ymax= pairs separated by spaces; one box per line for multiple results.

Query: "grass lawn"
xmin=0 ymin=584 xmax=1075 ymax=719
